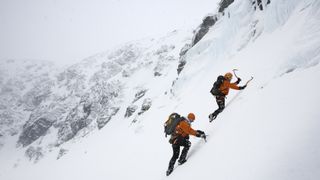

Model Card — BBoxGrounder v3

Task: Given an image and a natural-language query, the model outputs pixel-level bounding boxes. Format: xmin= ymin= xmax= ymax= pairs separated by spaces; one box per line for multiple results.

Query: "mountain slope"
xmin=170 ymin=0 xmax=320 ymax=179
xmin=0 ymin=0 xmax=320 ymax=180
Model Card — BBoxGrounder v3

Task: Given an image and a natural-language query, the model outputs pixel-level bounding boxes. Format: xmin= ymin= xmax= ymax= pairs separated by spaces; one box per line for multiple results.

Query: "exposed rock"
xmin=124 ymin=105 xmax=138 ymax=118
xmin=57 ymin=148 xmax=68 ymax=160
xmin=153 ymin=50 xmax=176 ymax=76
xmin=97 ymin=107 xmax=120 ymax=129
xmin=57 ymin=101 xmax=92 ymax=144
xmin=179 ymin=15 xmax=216 ymax=75
xmin=154 ymin=72 xmax=162 ymax=76
xmin=138 ymin=98 xmax=152 ymax=115
xmin=21 ymin=77 xmax=54 ymax=110
xmin=179 ymin=44 xmax=191 ymax=57
xmin=177 ymin=57 xmax=187 ymax=75
xmin=18 ymin=117 xmax=53 ymax=147
xmin=141 ymin=98 xmax=152 ymax=111
xmin=154 ymin=45 xmax=175 ymax=55
xmin=192 ymin=15 xmax=218 ymax=46
xmin=132 ymin=89 xmax=147 ymax=103
xmin=252 ymin=0 xmax=271 ymax=11
xmin=154 ymin=62 xmax=165 ymax=76
xmin=25 ymin=146 xmax=43 ymax=163
xmin=218 ymin=0 xmax=235 ymax=13
xmin=0 ymin=29 xmax=188 ymax=158
xmin=177 ymin=1 xmax=233 ymax=75
xmin=177 ymin=43 xmax=191 ymax=75
xmin=57 ymin=123 xmax=74 ymax=144
xmin=56 ymin=67 xmax=86 ymax=97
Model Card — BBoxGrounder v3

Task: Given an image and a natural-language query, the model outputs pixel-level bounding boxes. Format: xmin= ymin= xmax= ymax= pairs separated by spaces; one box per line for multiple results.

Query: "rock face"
xmin=138 ymin=98 xmax=152 ymax=115
xmin=18 ymin=117 xmax=53 ymax=147
xmin=176 ymin=0 xmax=237 ymax=75
xmin=25 ymin=146 xmax=43 ymax=163
xmin=57 ymin=101 xmax=92 ymax=143
xmin=176 ymin=15 xmax=217 ymax=75
xmin=252 ymin=0 xmax=271 ymax=11
xmin=97 ymin=107 xmax=120 ymax=129
xmin=133 ymin=89 xmax=147 ymax=103
xmin=141 ymin=98 xmax=152 ymax=111
xmin=0 ymin=59 xmax=57 ymax=140
xmin=192 ymin=16 xmax=218 ymax=46
xmin=177 ymin=44 xmax=191 ymax=75
xmin=218 ymin=0 xmax=235 ymax=13
xmin=125 ymin=105 xmax=138 ymax=118
xmin=57 ymin=148 xmax=68 ymax=160
xmin=0 ymin=28 xmax=188 ymax=162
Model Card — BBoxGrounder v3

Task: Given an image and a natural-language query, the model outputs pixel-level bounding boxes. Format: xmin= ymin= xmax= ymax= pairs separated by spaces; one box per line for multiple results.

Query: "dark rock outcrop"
xmin=18 ymin=117 xmax=53 ymax=147
xmin=177 ymin=15 xmax=217 ymax=75
xmin=154 ymin=71 xmax=162 ymax=76
xmin=132 ymin=89 xmax=147 ymax=103
xmin=177 ymin=57 xmax=187 ymax=75
xmin=218 ymin=0 xmax=235 ymax=13
xmin=192 ymin=15 xmax=218 ymax=46
xmin=57 ymin=148 xmax=68 ymax=160
xmin=252 ymin=0 xmax=271 ymax=11
xmin=124 ymin=105 xmax=138 ymax=118
xmin=97 ymin=107 xmax=120 ymax=129
xmin=138 ymin=98 xmax=152 ymax=115
xmin=176 ymin=0 xmax=237 ymax=75
xmin=25 ymin=146 xmax=43 ymax=162
xmin=177 ymin=44 xmax=191 ymax=75
xmin=57 ymin=102 xmax=92 ymax=143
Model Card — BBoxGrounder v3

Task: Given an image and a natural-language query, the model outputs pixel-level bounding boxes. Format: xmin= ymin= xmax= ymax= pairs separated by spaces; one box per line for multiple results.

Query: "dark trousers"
xmin=213 ymin=95 xmax=225 ymax=116
xmin=168 ymin=137 xmax=191 ymax=169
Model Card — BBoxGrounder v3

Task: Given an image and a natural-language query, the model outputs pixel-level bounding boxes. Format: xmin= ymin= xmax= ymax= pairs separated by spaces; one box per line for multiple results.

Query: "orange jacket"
xmin=219 ymin=80 xmax=240 ymax=95
xmin=175 ymin=120 xmax=197 ymax=137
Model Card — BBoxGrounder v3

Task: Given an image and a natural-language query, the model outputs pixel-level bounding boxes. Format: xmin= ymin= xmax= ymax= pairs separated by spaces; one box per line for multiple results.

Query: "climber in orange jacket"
xmin=166 ymin=113 xmax=205 ymax=176
xmin=209 ymin=72 xmax=246 ymax=121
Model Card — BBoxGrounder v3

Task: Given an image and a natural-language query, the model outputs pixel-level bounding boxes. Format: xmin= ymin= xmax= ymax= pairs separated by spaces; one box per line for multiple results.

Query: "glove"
xmin=196 ymin=130 xmax=205 ymax=137
xmin=235 ymin=78 xmax=241 ymax=84
xmin=239 ymin=85 xmax=247 ymax=90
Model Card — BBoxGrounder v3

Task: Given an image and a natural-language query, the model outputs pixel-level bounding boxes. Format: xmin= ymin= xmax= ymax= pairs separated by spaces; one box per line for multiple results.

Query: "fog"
xmin=0 ymin=0 xmax=217 ymax=65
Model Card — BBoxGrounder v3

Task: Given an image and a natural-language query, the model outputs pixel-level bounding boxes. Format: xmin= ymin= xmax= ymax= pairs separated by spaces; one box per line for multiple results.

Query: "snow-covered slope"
xmin=171 ymin=0 xmax=320 ymax=179
xmin=0 ymin=59 xmax=58 ymax=138
xmin=0 ymin=28 xmax=197 ymax=176
xmin=1 ymin=0 xmax=320 ymax=180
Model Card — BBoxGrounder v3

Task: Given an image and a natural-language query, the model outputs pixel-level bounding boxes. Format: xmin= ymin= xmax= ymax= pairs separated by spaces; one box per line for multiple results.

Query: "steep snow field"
xmin=171 ymin=0 xmax=320 ymax=179
xmin=1 ymin=0 xmax=320 ymax=180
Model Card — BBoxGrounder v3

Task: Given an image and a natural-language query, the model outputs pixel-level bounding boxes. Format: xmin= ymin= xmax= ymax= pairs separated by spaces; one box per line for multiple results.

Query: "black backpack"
xmin=210 ymin=75 xmax=225 ymax=96
xmin=164 ymin=113 xmax=182 ymax=137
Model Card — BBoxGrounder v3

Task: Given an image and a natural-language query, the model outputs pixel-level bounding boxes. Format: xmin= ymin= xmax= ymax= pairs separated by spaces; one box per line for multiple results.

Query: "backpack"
xmin=164 ymin=113 xmax=182 ymax=137
xmin=210 ymin=75 xmax=225 ymax=96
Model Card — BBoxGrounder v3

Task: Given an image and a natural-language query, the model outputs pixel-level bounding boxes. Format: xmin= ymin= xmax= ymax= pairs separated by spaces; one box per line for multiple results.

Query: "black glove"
xmin=196 ymin=130 xmax=205 ymax=137
xmin=235 ymin=78 xmax=241 ymax=84
xmin=239 ymin=85 xmax=247 ymax=90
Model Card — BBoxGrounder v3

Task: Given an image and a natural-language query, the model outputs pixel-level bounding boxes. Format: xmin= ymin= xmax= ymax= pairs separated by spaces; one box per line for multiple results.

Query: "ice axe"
xmin=245 ymin=76 xmax=254 ymax=86
xmin=233 ymin=69 xmax=253 ymax=86
xmin=232 ymin=69 xmax=240 ymax=79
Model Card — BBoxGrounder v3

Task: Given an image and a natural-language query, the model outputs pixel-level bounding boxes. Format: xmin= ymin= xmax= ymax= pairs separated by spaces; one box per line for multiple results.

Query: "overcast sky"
xmin=0 ymin=0 xmax=218 ymax=65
